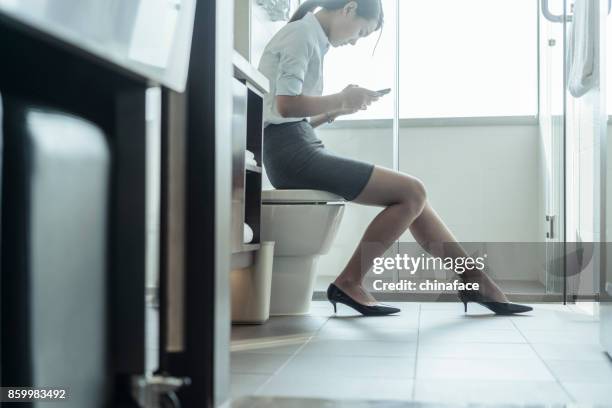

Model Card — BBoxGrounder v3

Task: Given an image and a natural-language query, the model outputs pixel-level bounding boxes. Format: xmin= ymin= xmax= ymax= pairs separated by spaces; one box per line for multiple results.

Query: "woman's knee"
xmin=399 ymin=176 xmax=427 ymax=214
xmin=352 ymin=167 xmax=426 ymax=209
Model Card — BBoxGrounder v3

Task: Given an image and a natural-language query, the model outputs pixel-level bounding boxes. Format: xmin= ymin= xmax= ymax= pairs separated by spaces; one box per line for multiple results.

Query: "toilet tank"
xmin=261 ymin=203 xmax=345 ymax=256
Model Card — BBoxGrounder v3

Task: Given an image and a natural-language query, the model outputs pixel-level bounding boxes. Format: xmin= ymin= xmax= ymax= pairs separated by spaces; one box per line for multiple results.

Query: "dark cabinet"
xmin=231 ymin=52 xmax=268 ymax=255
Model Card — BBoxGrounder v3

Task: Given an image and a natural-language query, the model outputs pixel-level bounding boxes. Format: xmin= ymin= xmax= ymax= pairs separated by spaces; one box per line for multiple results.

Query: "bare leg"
xmin=334 ymin=165 xmax=508 ymax=305
xmin=334 ymin=166 xmax=428 ymax=305
xmin=409 ymin=202 xmax=509 ymax=302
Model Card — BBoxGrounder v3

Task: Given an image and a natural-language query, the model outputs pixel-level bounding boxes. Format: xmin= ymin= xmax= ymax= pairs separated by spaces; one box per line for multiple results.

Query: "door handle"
xmin=541 ymin=0 xmax=571 ymax=23
xmin=546 ymin=215 xmax=555 ymax=239
xmin=541 ymin=0 xmax=612 ymax=23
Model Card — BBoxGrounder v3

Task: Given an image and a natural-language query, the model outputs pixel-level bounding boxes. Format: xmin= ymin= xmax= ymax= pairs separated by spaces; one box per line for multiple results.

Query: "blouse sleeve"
xmin=275 ymin=31 xmax=314 ymax=96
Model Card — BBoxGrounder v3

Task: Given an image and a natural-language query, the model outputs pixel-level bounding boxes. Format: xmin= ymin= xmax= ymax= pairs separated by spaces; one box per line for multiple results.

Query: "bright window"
xmin=323 ymin=0 xmax=538 ymax=119
xmin=323 ymin=0 xmax=396 ymax=120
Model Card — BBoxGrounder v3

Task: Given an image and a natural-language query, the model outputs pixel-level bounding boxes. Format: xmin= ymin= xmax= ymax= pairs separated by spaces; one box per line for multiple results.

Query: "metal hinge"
xmin=131 ymin=375 xmax=191 ymax=408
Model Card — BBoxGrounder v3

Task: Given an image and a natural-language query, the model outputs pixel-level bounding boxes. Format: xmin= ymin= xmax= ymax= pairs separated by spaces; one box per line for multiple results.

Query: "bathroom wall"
xmin=234 ymin=0 xmax=300 ymax=66
xmin=234 ymin=0 xmax=250 ymax=59
xmin=262 ymin=121 xmax=544 ymax=284
xmin=250 ymin=2 xmax=292 ymax=66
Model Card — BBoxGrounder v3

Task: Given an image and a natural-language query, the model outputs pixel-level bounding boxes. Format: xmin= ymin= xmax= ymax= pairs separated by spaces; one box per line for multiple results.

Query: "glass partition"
xmin=315 ymin=0 xmax=398 ymax=291
xmin=539 ymin=0 xmax=567 ymax=295
xmin=395 ymin=0 xmax=551 ymax=297
xmin=564 ymin=0 xmax=607 ymax=300
xmin=296 ymin=0 xmax=608 ymax=300
xmin=316 ymin=0 xmax=577 ymax=299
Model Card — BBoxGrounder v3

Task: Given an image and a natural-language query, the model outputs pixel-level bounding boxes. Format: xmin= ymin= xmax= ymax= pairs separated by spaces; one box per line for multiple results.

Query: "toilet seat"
xmin=262 ymin=189 xmax=345 ymax=204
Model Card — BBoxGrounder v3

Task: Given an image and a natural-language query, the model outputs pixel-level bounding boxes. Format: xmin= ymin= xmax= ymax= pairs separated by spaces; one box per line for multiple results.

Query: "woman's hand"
xmin=339 ymin=84 xmax=380 ymax=111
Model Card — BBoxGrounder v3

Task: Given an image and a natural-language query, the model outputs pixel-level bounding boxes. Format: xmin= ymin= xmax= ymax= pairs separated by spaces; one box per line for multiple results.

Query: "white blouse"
xmin=258 ymin=12 xmax=331 ymax=127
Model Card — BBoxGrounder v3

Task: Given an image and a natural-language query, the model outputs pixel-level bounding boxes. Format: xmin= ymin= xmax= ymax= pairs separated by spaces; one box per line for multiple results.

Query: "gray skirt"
xmin=263 ymin=120 xmax=375 ymax=201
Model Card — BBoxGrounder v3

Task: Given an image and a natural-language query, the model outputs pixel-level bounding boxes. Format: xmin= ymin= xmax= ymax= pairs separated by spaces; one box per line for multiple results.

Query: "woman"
xmin=258 ymin=0 xmax=532 ymax=315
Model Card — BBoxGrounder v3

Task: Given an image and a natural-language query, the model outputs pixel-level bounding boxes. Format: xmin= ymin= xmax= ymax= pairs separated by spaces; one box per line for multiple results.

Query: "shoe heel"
xmin=326 ymin=283 xmax=400 ymax=316
xmin=457 ymin=290 xmax=468 ymax=313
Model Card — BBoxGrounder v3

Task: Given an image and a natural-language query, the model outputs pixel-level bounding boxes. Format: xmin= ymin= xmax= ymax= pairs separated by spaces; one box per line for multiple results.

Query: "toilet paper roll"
xmin=244 ymin=223 xmax=254 ymax=243
xmin=245 ymin=150 xmax=258 ymax=167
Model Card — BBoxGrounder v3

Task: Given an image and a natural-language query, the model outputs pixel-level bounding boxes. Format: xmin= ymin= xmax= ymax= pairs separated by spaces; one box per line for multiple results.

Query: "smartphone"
xmin=376 ymin=88 xmax=391 ymax=96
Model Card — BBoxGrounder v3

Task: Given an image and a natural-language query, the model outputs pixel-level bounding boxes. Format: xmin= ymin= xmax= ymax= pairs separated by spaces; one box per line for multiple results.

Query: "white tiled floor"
xmin=230 ymin=301 xmax=611 ymax=405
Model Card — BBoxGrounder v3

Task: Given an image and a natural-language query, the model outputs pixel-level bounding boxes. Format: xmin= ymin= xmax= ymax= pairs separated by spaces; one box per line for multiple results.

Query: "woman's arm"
xmin=276 ymin=94 xmax=343 ymax=118
xmin=276 ymin=86 xmax=380 ymax=119
xmin=309 ymin=105 xmax=362 ymax=128
xmin=309 ymin=112 xmax=336 ymax=128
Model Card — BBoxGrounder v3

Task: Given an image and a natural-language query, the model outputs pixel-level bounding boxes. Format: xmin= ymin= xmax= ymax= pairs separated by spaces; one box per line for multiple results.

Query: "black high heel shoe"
xmin=458 ymin=289 xmax=533 ymax=315
xmin=327 ymin=283 xmax=400 ymax=316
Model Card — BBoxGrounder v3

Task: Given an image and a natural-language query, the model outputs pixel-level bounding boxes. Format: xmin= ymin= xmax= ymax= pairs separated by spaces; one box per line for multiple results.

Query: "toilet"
xmin=261 ymin=189 xmax=346 ymax=315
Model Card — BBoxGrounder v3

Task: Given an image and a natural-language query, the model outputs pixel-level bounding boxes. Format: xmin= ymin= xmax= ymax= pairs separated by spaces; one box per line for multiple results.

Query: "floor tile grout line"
xmin=239 ymin=303 xmax=585 ymax=403
xmin=256 ymin=306 xmax=539 ymax=397
xmin=251 ymin=334 xmax=313 ymax=395
xmin=252 ymin=307 xmax=333 ymax=395
xmin=249 ymin=301 xmax=417 ymax=396
xmin=410 ymin=303 xmax=422 ymax=400
xmin=509 ymin=316 xmax=576 ymax=404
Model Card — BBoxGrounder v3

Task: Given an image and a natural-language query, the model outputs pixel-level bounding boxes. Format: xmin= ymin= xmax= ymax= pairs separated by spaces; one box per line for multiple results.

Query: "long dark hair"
xmin=289 ymin=0 xmax=384 ymax=31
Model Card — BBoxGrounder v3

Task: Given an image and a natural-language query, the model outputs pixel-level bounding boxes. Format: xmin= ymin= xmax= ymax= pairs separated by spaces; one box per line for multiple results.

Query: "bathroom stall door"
xmin=540 ymin=0 xmax=607 ymax=301
xmin=539 ymin=0 xmax=567 ymax=296
xmin=563 ymin=0 xmax=607 ymax=301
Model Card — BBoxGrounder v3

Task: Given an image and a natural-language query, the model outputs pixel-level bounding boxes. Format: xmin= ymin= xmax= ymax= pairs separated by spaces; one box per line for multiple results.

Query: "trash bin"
xmin=1 ymin=98 xmax=110 ymax=407
xmin=231 ymin=241 xmax=275 ymax=324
